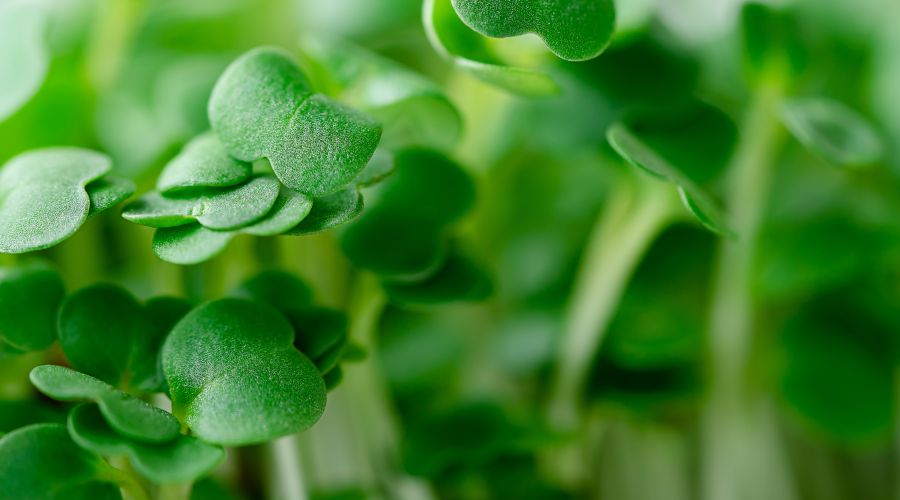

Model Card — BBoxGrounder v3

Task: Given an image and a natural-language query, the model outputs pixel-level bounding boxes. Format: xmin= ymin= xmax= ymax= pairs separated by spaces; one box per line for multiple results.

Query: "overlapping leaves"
xmin=0 ymin=260 xmax=64 ymax=354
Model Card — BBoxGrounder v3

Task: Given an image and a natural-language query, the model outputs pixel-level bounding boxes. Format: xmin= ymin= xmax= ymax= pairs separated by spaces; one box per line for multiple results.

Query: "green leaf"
xmin=341 ymin=149 xmax=475 ymax=279
xmin=450 ymin=0 xmax=615 ymax=62
xmin=0 ymin=2 xmax=49 ymax=122
xmin=383 ymin=252 xmax=492 ymax=305
xmin=288 ymin=306 xmax=348 ymax=370
xmin=152 ymin=188 xmax=313 ymax=264
xmin=323 ymin=366 xmax=343 ymax=392
xmin=779 ymin=97 xmax=884 ymax=167
xmin=156 ymin=132 xmax=253 ymax=193
xmin=0 ymin=424 xmax=137 ymax=500
xmin=122 ymin=174 xmax=280 ymax=230
xmin=301 ymin=37 xmax=461 ymax=152
xmin=86 ymin=177 xmax=136 ymax=218
xmin=208 ymin=47 xmax=382 ymax=197
xmin=742 ymin=3 xmax=807 ymax=82
xmin=423 ymin=0 xmax=559 ymax=96
xmin=57 ymin=284 xmax=191 ymax=392
xmin=30 ymin=365 xmax=181 ymax=444
xmin=230 ymin=270 xmax=313 ymax=312
xmin=162 ymin=299 xmax=327 ymax=446
xmin=68 ymin=403 xmax=225 ymax=484
xmin=0 ymin=260 xmax=64 ymax=351
xmin=606 ymin=122 xmax=734 ymax=236
xmin=0 ymin=400 xmax=69 ymax=433
xmin=0 ymin=148 xmax=112 ymax=253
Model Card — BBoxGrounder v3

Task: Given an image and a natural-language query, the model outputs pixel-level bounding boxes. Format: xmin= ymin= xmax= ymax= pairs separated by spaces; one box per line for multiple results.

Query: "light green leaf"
xmin=68 ymin=403 xmax=225 ymax=484
xmin=122 ymin=174 xmax=280 ymax=230
xmin=780 ymin=97 xmax=884 ymax=167
xmin=423 ymin=0 xmax=559 ymax=96
xmin=0 ymin=424 xmax=139 ymax=500
xmin=30 ymin=365 xmax=181 ymax=444
xmin=208 ymin=47 xmax=382 ymax=197
xmin=383 ymin=253 xmax=492 ymax=305
xmin=0 ymin=260 xmax=64 ymax=351
xmin=0 ymin=2 xmax=49 ymax=122
xmin=152 ymin=188 xmax=313 ymax=265
xmin=451 ymin=0 xmax=615 ymax=62
xmin=86 ymin=177 xmax=136 ymax=218
xmin=162 ymin=299 xmax=327 ymax=446
xmin=0 ymin=148 xmax=111 ymax=253
xmin=156 ymin=132 xmax=253 ymax=193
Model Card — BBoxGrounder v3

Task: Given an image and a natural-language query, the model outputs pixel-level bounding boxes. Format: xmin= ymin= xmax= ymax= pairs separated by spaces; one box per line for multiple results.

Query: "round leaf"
xmin=451 ymin=0 xmax=615 ymax=62
xmin=162 ymin=299 xmax=327 ymax=446
xmin=30 ymin=365 xmax=181 ymax=444
xmin=779 ymin=97 xmax=883 ymax=167
xmin=86 ymin=177 xmax=136 ymax=218
xmin=156 ymin=132 xmax=253 ymax=193
xmin=0 ymin=260 xmax=64 ymax=351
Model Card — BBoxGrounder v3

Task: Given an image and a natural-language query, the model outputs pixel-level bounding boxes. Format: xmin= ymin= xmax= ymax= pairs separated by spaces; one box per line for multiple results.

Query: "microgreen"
xmin=382 ymin=252 xmax=492 ymax=305
xmin=779 ymin=97 xmax=884 ymax=167
xmin=0 ymin=260 xmax=65 ymax=352
xmin=155 ymin=132 xmax=252 ymax=193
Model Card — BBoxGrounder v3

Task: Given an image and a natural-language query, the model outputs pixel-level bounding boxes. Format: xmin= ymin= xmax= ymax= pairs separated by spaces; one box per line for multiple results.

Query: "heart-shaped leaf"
xmin=156 ymin=132 xmax=253 ymax=193
xmin=68 ymin=403 xmax=225 ymax=484
xmin=301 ymin=36 xmax=462 ymax=152
xmin=451 ymin=0 xmax=615 ymax=62
xmin=0 ymin=260 xmax=64 ymax=352
xmin=0 ymin=2 xmax=49 ymax=122
xmin=208 ymin=47 xmax=382 ymax=197
xmin=0 ymin=424 xmax=143 ymax=500
xmin=779 ymin=97 xmax=883 ymax=167
xmin=383 ymin=252 xmax=492 ymax=305
xmin=57 ymin=284 xmax=192 ymax=392
xmin=340 ymin=149 xmax=475 ymax=279
xmin=122 ymin=174 xmax=280 ymax=230
xmin=152 ymin=188 xmax=313 ymax=264
xmin=163 ymin=299 xmax=327 ymax=446
xmin=86 ymin=177 xmax=136 ymax=218
xmin=30 ymin=365 xmax=181 ymax=444
xmin=0 ymin=148 xmax=112 ymax=253
xmin=423 ymin=0 xmax=559 ymax=96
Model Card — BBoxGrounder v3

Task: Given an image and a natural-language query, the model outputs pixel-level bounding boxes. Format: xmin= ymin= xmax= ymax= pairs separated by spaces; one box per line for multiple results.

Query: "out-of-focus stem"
xmin=156 ymin=482 xmax=192 ymax=500
xmin=84 ymin=0 xmax=143 ymax=91
xmin=265 ymin=435 xmax=308 ymax=500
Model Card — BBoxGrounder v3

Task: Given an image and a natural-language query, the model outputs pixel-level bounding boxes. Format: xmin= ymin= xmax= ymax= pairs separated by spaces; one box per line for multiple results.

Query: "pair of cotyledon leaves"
xmin=424 ymin=0 xmax=615 ymax=96
xmin=0 ymin=148 xmax=135 ymax=254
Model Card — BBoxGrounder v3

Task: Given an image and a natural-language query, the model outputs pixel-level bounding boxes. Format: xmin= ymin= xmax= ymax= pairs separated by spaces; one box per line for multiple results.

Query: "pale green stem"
xmin=701 ymin=82 xmax=796 ymax=500
xmin=155 ymin=482 xmax=192 ymax=500
xmin=84 ymin=0 xmax=144 ymax=91
xmin=99 ymin=466 xmax=149 ymax=500
xmin=264 ymin=435 xmax=308 ymax=500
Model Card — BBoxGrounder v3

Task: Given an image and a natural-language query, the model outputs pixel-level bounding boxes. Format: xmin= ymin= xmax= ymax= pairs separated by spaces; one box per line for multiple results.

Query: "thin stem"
xmin=701 ymin=82 xmax=795 ymax=500
xmin=264 ymin=435 xmax=308 ymax=500
xmin=155 ymin=482 xmax=192 ymax=500
xmin=99 ymin=466 xmax=149 ymax=500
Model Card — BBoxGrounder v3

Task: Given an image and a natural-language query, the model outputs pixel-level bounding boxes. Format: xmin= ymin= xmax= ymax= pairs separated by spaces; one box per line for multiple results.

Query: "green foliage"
xmin=30 ymin=365 xmax=181 ymax=444
xmin=208 ymin=47 xmax=382 ymax=197
xmin=423 ymin=0 xmax=559 ymax=96
xmin=742 ymin=3 xmax=808 ymax=82
xmin=0 ymin=148 xmax=132 ymax=253
xmin=0 ymin=260 xmax=65 ymax=352
xmin=68 ymin=403 xmax=224 ymax=484
xmin=86 ymin=177 xmax=137 ymax=218
xmin=383 ymin=252 xmax=492 ymax=305
xmin=156 ymin=132 xmax=253 ymax=193
xmin=450 ymin=0 xmax=615 ymax=62
xmin=779 ymin=97 xmax=884 ymax=167
xmin=162 ymin=299 xmax=327 ymax=446
xmin=0 ymin=2 xmax=48 ymax=123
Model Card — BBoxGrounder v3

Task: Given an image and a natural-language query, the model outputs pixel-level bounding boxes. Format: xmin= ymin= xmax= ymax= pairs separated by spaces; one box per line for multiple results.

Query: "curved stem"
xmin=99 ymin=466 xmax=149 ymax=500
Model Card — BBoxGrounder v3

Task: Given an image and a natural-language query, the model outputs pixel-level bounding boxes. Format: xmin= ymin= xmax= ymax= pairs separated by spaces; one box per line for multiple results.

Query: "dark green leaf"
xmin=230 ymin=270 xmax=313 ymax=312
xmin=451 ymin=0 xmax=615 ymax=62
xmin=0 ymin=148 xmax=111 ymax=253
xmin=162 ymin=299 xmax=327 ymax=446
xmin=742 ymin=3 xmax=807 ymax=81
xmin=68 ymin=403 xmax=225 ymax=483
xmin=156 ymin=132 xmax=253 ymax=193
xmin=208 ymin=47 xmax=382 ymax=197
xmin=0 ymin=2 xmax=49 ymax=122
xmin=0 ymin=260 xmax=64 ymax=351
xmin=779 ymin=97 xmax=883 ymax=167
xmin=30 ymin=365 xmax=181 ymax=444
xmin=0 ymin=400 xmax=68 ymax=433
xmin=323 ymin=366 xmax=343 ymax=392
xmin=86 ymin=177 xmax=136 ymax=218
xmin=383 ymin=252 xmax=492 ymax=305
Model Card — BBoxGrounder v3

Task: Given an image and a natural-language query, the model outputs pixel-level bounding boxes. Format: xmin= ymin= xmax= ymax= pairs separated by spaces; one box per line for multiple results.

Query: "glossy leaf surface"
xmin=780 ymin=97 xmax=883 ymax=167
xmin=30 ymin=365 xmax=181 ymax=444
xmin=0 ymin=148 xmax=111 ymax=253
xmin=451 ymin=0 xmax=615 ymax=61
xmin=162 ymin=299 xmax=327 ymax=446
xmin=156 ymin=132 xmax=252 ymax=193
xmin=0 ymin=260 xmax=64 ymax=351
xmin=69 ymin=403 xmax=225 ymax=484
xmin=208 ymin=47 xmax=382 ymax=197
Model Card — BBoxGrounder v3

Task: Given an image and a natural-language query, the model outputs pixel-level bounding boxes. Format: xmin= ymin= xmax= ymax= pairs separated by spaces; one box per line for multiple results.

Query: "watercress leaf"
xmin=301 ymin=37 xmax=462 ymax=152
xmin=287 ymin=306 xmax=348 ymax=366
xmin=383 ymin=252 xmax=492 ymax=305
xmin=230 ymin=270 xmax=313 ymax=312
xmin=156 ymin=132 xmax=253 ymax=193
xmin=607 ymin=123 xmax=734 ymax=236
xmin=122 ymin=174 xmax=280 ymax=230
xmin=341 ymin=343 xmax=367 ymax=363
xmin=162 ymin=299 xmax=327 ymax=446
xmin=152 ymin=189 xmax=314 ymax=264
xmin=0 ymin=424 xmax=130 ymax=500
xmin=0 ymin=148 xmax=111 ymax=253
xmin=323 ymin=366 xmax=343 ymax=392
xmin=68 ymin=403 xmax=225 ymax=484
xmin=0 ymin=2 xmax=49 ymax=123
xmin=209 ymin=47 xmax=382 ymax=197
xmin=0 ymin=400 xmax=69 ymax=433
xmin=450 ymin=0 xmax=615 ymax=62
xmin=354 ymin=149 xmax=396 ymax=187
xmin=0 ymin=339 xmax=24 ymax=359
xmin=779 ymin=97 xmax=884 ymax=167
xmin=135 ymin=297 xmax=194 ymax=393
xmin=86 ymin=177 xmax=136 ymax=218
xmin=30 ymin=365 xmax=181 ymax=444
xmin=424 ymin=0 xmax=559 ymax=96
xmin=0 ymin=260 xmax=64 ymax=351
